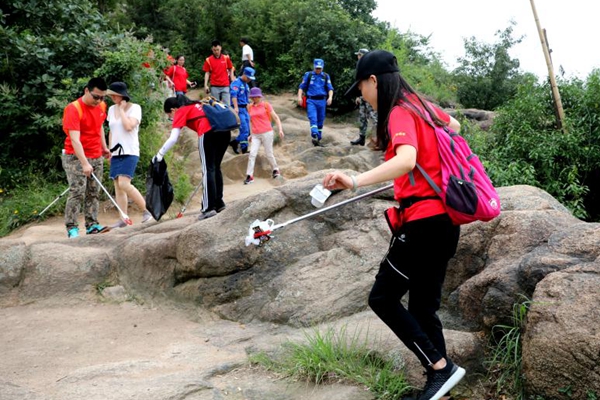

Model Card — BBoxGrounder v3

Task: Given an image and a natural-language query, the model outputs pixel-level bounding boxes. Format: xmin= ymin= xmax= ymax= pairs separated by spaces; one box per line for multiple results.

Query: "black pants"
xmin=198 ymin=130 xmax=231 ymax=212
xmin=368 ymin=214 xmax=460 ymax=369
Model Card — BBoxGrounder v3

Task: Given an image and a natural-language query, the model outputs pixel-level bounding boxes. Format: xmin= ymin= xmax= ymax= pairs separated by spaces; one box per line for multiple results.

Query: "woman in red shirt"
xmin=243 ymin=87 xmax=284 ymax=184
xmin=155 ymin=97 xmax=230 ymax=221
xmin=323 ymin=50 xmax=464 ymax=400
xmin=163 ymin=55 xmax=195 ymax=97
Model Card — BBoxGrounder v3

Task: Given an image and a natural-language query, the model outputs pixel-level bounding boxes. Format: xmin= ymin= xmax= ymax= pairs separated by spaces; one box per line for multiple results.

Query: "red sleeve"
xmin=171 ymin=107 xmax=189 ymax=129
xmin=202 ymin=58 xmax=211 ymax=73
xmin=226 ymin=56 xmax=233 ymax=69
xmin=164 ymin=66 xmax=174 ymax=76
xmin=62 ymin=103 xmax=81 ymax=135
xmin=388 ymin=106 xmax=419 ymax=151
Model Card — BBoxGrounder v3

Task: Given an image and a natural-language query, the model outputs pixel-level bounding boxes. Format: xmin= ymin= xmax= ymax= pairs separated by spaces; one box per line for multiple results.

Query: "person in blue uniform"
xmin=230 ymin=67 xmax=256 ymax=154
xmin=297 ymin=59 xmax=334 ymax=147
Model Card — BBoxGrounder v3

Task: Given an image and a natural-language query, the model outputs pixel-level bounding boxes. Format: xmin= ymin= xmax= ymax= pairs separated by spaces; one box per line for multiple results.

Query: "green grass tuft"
xmin=249 ymin=325 xmax=411 ymax=399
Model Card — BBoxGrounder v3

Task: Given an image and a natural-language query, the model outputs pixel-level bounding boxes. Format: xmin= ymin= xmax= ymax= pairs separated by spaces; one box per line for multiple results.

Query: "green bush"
xmin=463 ymin=71 xmax=600 ymax=220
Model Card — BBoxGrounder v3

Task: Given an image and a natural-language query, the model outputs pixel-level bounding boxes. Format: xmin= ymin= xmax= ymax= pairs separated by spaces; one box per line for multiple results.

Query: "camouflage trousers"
xmin=358 ymin=98 xmax=378 ymax=137
xmin=62 ymin=154 xmax=104 ymax=230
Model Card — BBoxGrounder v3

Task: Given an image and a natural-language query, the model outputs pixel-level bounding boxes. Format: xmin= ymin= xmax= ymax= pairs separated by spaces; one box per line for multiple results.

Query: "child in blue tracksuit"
xmin=297 ymin=59 xmax=334 ymax=147
xmin=230 ymin=67 xmax=255 ymax=153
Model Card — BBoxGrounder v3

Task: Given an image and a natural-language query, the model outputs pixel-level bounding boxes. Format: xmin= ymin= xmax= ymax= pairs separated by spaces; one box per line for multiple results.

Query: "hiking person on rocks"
xmin=163 ymin=55 xmax=195 ymax=98
xmin=229 ymin=66 xmax=256 ymax=154
xmin=203 ymin=40 xmax=234 ymax=104
xmin=297 ymin=59 xmax=334 ymax=147
xmin=105 ymin=82 xmax=153 ymax=228
xmin=243 ymin=87 xmax=284 ymax=185
xmin=61 ymin=77 xmax=110 ymax=238
xmin=155 ymin=97 xmax=230 ymax=221
xmin=350 ymin=48 xmax=378 ymax=146
xmin=322 ymin=50 xmax=464 ymax=400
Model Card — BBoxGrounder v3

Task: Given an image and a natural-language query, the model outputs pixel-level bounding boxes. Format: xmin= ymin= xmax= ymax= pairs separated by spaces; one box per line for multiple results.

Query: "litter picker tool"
xmin=37 ymin=188 xmax=69 ymax=218
xmin=245 ymin=183 xmax=394 ymax=247
xmin=91 ymin=172 xmax=133 ymax=225
xmin=176 ymin=181 xmax=203 ymax=218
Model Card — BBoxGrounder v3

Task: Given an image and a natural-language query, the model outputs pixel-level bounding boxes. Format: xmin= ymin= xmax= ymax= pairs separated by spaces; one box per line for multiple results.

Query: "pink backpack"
xmin=409 ymin=119 xmax=501 ymax=225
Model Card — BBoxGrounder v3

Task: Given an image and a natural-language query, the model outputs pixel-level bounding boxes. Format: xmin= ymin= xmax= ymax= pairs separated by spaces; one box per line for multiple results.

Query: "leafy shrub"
xmin=464 ymin=72 xmax=600 ymax=220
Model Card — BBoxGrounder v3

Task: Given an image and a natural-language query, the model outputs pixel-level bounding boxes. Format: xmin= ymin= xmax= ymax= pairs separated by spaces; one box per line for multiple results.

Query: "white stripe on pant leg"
xmin=414 ymin=342 xmax=434 ymax=367
xmin=386 ymin=257 xmax=409 ymax=280
xmin=380 ymin=236 xmax=396 ymax=265
xmin=198 ymin=135 xmax=208 ymax=212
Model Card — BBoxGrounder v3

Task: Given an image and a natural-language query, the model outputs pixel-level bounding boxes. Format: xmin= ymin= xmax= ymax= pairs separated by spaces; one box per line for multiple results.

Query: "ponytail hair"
xmin=375 ymin=71 xmax=448 ymax=152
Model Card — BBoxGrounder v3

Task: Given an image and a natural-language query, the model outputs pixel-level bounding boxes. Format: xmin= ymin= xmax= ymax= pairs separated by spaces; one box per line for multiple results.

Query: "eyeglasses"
xmin=90 ymin=93 xmax=105 ymax=101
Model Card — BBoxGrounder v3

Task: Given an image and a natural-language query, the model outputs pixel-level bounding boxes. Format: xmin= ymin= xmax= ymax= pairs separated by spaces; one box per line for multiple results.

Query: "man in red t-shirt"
xmin=203 ymin=40 xmax=234 ymax=105
xmin=61 ymin=77 xmax=110 ymax=238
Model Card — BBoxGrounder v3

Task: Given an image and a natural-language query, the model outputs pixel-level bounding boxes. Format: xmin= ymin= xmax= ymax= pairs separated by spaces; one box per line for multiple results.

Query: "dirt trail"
xmin=0 ymin=93 xmax=372 ymax=400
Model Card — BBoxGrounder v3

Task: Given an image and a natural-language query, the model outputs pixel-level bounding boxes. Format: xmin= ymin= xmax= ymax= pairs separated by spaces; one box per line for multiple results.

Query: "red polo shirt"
xmin=203 ymin=55 xmax=233 ymax=87
xmin=172 ymin=103 xmax=212 ymax=136
xmin=385 ymin=97 xmax=450 ymax=222
xmin=62 ymin=98 xmax=106 ymax=158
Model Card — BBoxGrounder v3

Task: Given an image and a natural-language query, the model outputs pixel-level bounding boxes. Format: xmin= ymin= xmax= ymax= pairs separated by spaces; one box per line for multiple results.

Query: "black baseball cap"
xmin=345 ymin=50 xmax=400 ymax=98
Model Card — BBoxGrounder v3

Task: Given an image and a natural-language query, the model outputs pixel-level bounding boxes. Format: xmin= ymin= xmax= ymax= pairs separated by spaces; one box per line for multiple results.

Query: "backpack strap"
xmin=70 ymin=100 xmax=106 ymax=120
xmin=71 ymin=100 xmax=83 ymax=119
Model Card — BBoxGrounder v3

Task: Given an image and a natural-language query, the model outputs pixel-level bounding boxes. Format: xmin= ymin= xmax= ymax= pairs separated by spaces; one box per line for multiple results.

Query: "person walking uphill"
xmin=155 ymin=97 xmax=230 ymax=221
xmin=230 ymin=66 xmax=256 ymax=154
xmin=105 ymin=82 xmax=153 ymax=228
xmin=351 ymin=48 xmax=378 ymax=146
xmin=61 ymin=77 xmax=110 ymax=238
xmin=323 ymin=50 xmax=465 ymax=400
xmin=243 ymin=87 xmax=284 ymax=184
xmin=297 ymin=59 xmax=333 ymax=147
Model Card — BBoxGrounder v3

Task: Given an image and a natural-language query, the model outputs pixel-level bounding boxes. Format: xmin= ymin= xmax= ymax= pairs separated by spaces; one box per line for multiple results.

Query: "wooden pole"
xmin=529 ymin=0 xmax=566 ymax=131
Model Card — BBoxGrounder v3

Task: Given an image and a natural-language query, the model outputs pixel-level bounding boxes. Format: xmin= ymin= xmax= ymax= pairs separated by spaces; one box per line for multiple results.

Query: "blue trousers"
xmin=235 ymin=108 xmax=250 ymax=151
xmin=306 ymin=98 xmax=326 ymax=140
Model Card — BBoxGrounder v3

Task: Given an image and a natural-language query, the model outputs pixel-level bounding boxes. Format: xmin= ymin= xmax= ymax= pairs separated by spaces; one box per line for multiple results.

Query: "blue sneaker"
xmin=67 ymin=227 xmax=79 ymax=239
xmin=86 ymin=224 xmax=109 ymax=235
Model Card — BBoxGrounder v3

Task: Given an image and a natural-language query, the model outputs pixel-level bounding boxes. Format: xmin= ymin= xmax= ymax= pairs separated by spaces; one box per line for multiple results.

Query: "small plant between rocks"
xmin=249 ymin=325 xmax=411 ymax=399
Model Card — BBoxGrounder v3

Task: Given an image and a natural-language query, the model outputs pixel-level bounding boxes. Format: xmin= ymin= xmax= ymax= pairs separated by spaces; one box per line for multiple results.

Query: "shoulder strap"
xmin=71 ymin=100 xmax=83 ymax=119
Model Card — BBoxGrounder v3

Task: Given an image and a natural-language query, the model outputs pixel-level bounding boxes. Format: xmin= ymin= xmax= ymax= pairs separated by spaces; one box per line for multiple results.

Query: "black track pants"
xmin=368 ymin=213 xmax=460 ymax=368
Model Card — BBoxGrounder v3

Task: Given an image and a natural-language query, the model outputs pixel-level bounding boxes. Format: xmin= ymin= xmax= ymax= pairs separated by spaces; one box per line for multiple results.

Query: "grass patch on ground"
xmin=249 ymin=325 xmax=411 ymax=399
xmin=485 ymin=298 xmax=531 ymax=400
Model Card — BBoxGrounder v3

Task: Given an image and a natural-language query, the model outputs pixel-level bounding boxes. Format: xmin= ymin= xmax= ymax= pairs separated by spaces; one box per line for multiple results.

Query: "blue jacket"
xmin=299 ymin=71 xmax=333 ymax=97
xmin=230 ymin=77 xmax=250 ymax=106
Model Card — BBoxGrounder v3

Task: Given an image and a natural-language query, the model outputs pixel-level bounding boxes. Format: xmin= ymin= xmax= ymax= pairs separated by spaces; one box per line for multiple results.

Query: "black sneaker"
xmin=229 ymin=139 xmax=240 ymax=154
xmin=272 ymin=169 xmax=281 ymax=179
xmin=351 ymin=136 xmax=365 ymax=146
xmin=417 ymin=363 xmax=465 ymax=400
xmin=311 ymin=138 xmax=319 ymax=146
xmin=244 ymin=175 xmax=254 ymax=184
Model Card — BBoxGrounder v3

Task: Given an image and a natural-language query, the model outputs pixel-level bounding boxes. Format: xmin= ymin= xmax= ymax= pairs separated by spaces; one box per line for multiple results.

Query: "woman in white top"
xmin=106 ymin=82 xmax=152 ymax=227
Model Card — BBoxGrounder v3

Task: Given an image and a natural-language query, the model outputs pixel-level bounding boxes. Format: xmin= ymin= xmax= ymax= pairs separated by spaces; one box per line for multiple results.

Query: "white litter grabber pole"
xmin=37 ymin=188 xmax=69 ymax=217
xmin=91 ymin=172 xmax=133 ymax=225
xmin=246 ymin=183 xmax=394 ymax=246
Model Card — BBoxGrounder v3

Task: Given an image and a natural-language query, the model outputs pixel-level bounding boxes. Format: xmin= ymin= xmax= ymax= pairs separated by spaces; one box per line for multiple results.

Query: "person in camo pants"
xmin=61 ymin=77 xmax=111 ymax=238
xmin=351 ymin=48 xmax=378 ymax=146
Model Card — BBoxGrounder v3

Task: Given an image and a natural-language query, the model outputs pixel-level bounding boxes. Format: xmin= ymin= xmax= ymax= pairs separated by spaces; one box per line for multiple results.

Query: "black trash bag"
xmin=145 ymin=158 xmax=174 ymax=221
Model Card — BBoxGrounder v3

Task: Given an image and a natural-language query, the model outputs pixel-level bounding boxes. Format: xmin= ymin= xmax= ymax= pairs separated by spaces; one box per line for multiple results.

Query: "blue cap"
xmin=313 ymin=59 xmax=324 ymax=69
xmin=242 ymin=67 xmax=256 ymax=80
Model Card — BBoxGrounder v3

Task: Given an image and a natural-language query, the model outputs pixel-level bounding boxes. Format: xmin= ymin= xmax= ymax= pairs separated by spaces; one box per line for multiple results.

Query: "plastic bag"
xmin=145 ymin=159 xmax=174 ymax=221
